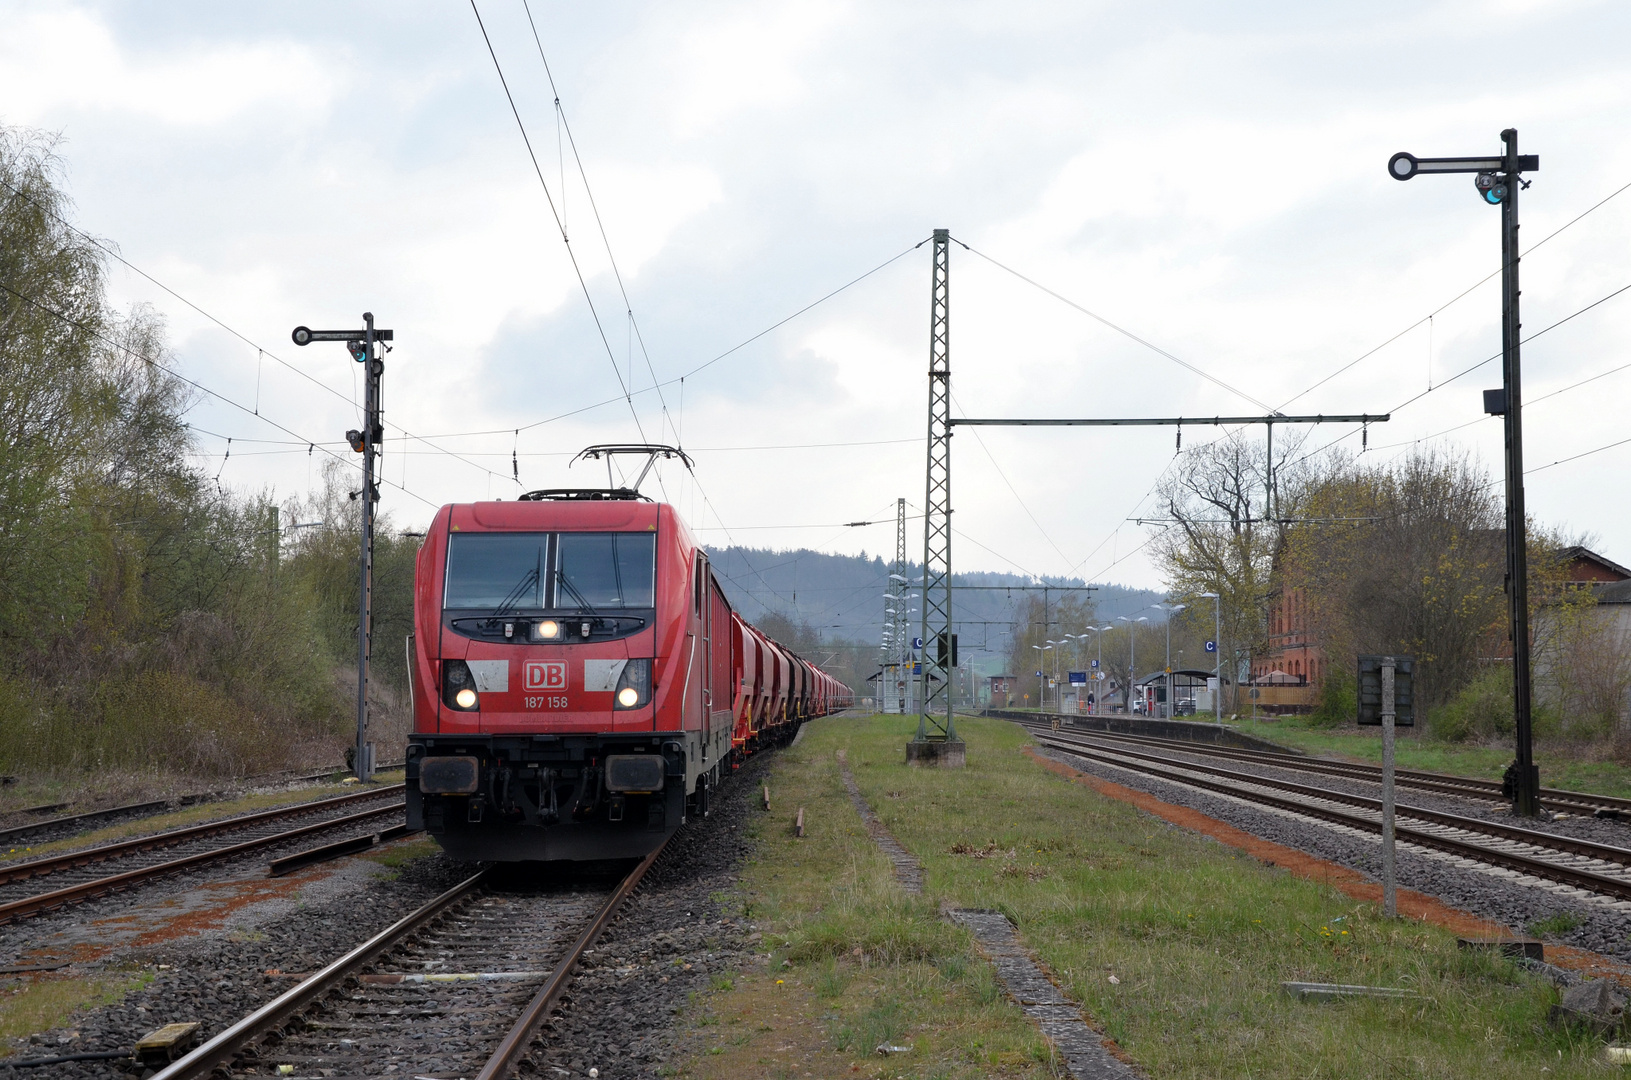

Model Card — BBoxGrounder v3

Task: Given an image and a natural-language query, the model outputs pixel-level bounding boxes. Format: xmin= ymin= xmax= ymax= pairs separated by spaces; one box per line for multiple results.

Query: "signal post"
xmin=1389 ymin=130 xmax=1541 ymax=815
xmin=292 ymin=315 xmax=392 ymax=782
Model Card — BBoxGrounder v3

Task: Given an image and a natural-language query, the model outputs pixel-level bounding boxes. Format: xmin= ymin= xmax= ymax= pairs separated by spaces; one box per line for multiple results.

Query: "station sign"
xmin=1068 ymin=671 xmax=1087 ymax=685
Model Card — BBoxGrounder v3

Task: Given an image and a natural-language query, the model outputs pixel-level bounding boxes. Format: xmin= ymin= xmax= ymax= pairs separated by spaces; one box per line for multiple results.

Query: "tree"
xmin=0 ymin=129 xmax=113 ymax=647
xmin=1282 ymin=447 xmax=1505 ymax=711
xmin=1148 ymin=430 xmax=1324 ymax=704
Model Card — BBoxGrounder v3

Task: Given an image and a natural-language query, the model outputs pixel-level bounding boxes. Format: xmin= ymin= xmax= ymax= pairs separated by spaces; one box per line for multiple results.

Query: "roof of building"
xmin=1134 ymin=669 xmax=1224 ymax=685
xmin=1560 ymin=545 xmax=1631 ymax=582
xmin=1596 ymin=579 xmax=1631 ymax=605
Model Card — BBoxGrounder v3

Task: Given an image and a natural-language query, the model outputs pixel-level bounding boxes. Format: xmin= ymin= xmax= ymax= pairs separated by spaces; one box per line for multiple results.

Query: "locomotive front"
xmin=405 ymin=498 xmax=724 ymax=862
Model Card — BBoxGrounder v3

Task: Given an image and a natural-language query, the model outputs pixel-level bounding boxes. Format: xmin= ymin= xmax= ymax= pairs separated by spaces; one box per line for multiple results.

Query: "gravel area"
xmin=0 ymin=753 xmax=777 ymax=1079
xmin=1034 ymin=742 xmax=1631 ymax=963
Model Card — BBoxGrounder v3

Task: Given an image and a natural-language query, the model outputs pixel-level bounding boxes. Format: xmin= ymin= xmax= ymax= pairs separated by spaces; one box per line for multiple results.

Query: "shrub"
xmin=1307 ymin=667 xmax=1357 ymax=728
xmin=1428 ymin=666 xmax=1514 ymax=743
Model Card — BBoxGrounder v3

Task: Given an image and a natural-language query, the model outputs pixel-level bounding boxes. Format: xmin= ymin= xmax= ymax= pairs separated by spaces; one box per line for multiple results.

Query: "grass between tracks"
xmin=675 ymin=714 xmax=1609 ymax=1080
xmin=1243 ymin=715 xmax=1631 ymax=799
xmin=0 ymin=969 xmax=152 ymax=1059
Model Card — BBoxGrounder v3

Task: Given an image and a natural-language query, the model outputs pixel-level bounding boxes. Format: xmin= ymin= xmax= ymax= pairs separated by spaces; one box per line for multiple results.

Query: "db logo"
xmin=524 ymin=660 xmax=568 ymax=692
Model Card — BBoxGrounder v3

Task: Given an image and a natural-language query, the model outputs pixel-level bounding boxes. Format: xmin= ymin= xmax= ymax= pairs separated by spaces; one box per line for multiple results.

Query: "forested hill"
xmin=703 ymin=545 xmax=1165 ymax=661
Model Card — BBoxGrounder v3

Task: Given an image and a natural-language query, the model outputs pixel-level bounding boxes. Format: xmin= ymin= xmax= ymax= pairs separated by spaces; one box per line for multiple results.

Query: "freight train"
xmin=403 ymin=450 xmax=852 ymax=862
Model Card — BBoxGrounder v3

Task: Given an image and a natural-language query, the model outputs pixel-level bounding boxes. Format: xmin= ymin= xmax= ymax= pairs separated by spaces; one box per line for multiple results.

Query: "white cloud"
xmin=0 ymin=7 xmax=337 ymax=126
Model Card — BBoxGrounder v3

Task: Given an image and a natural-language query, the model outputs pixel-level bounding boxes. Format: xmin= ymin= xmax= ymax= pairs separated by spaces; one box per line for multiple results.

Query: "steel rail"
xmin=0 ymin=768 xmax=407 ymax=848
xmin=267 ymin=823 xmax=421 ymax=877
xmin=150 ymin=869 xmax=490 ymax=1080
xmin=1008 ymin=713 xmax=1631 ymax=814
xmin=1017 ymin=720 xmax=1518 ymax=804
xmin=151 ymin=837 xmax=670 ymax=1080
xmin=0 ymin=802 xmax=404 ymax=924
xmin=1033 ymin=732 xmax=1631 ymax=903
xmin=476 ymin=838 xmax=669 ymax=1080
xmin=1035 ymin=729 xmax=1631 ymax=867
xmin=0 ymin=784 xmax=406 ymax=885
xmin=0 ymin=798 xmax=185 ymax=846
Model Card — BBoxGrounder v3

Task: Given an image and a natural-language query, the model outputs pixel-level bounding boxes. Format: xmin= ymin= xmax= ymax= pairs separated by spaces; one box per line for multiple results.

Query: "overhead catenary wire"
xmin=519 ymin=1 xmax=683 ymax=452
xmin=0 ymin=175 xmax=510 ymax=487
xmin=1278 ymin=176 xmax=1631 ymax=412
xmin=951 ymin=391 xmax=1075 ymax=568
xmin=1280 ymin=278 xmax=1631 ymax=473
xmin=954 ymin=239 xmax=1276 ymax=413
xmin=409 ymin=241 xmax=926 ymax=441
xmin=0 ymin=277 xmax=440 ymax=510
xmin=469 ymin=0 xmax=648 ymax=446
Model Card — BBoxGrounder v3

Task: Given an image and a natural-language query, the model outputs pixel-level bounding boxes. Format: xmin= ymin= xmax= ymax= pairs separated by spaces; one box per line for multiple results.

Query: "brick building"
xmin=1253 ymin=545 xmax=1629 ymax=692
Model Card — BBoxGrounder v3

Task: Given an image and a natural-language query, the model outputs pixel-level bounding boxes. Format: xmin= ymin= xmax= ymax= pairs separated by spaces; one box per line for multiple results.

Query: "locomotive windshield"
xmin=558 ymin=533 xmax=655 ymax=609
xmin=444 ymin=531 xmax=656 ymax=611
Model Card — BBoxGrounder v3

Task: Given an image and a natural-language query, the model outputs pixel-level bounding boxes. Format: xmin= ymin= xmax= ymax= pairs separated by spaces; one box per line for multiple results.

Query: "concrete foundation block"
xmin=905 ymin=739 xmax=967 ymax=768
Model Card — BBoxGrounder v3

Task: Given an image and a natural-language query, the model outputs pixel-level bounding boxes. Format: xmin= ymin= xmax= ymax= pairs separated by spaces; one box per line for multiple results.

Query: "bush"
xmin=1428 ymin=666 xmax=1514 ymax=743
xmin=1308 ymin=668 xmax=1357 ymax=728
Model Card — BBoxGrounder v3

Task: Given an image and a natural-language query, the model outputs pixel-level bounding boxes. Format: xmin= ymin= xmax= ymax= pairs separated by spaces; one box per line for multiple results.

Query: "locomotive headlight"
xmin=613 ymin=658 xmax=652 ymax=710
xmin=532 ymin=619 xmax=560 ymax=640
xmin=442 ymin=660 xmax=480 ymax=711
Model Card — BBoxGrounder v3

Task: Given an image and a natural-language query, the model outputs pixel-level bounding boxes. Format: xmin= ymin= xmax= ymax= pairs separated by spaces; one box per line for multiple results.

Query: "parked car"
xmin=1174 ymin=698 xmax=1197 ymax=716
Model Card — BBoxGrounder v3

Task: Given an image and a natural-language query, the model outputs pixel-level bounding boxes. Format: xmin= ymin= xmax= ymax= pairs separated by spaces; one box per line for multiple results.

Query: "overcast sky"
xmin=5 ymin=0 xmax=1630 ymax=602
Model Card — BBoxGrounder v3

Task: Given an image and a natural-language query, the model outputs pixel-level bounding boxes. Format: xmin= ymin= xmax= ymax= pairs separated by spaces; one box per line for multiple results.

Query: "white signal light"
xmin=455 ymin=688 xmax=478 ymax=709
xmin=617 ymin=687 xmax=639 ymax=708
xmin=533 ymin=620 xmax=560 ymax=640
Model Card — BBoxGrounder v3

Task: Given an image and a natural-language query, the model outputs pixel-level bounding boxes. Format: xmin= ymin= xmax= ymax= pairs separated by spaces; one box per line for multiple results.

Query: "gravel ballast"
xmin=0 ymin=754 xmax=776 ymax=1079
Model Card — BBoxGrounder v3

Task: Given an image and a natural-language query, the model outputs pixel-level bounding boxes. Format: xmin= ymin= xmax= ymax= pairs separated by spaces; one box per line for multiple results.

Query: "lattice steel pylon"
xmin=916 ymin=229 xmax=956 ymax=742
xmin=888 ymin=498 xmax=911 ymax=714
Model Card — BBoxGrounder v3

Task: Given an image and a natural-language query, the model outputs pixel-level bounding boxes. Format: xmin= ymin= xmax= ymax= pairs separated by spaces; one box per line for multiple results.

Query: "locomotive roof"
xmin=442 ymin=499 xmax=666 ymax=532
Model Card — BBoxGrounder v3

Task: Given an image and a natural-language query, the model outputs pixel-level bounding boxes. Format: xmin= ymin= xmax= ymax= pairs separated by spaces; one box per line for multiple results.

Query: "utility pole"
xmin=1389 ymin=131 xmax=1541 ymax=815
xmin=909 ymin=229 xmax=963 ymax=765
xmin=293 ymin=315 xmax=392 ymax=782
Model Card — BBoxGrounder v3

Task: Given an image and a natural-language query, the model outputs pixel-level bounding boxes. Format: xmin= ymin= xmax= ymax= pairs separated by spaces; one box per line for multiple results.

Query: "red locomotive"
xmin=404 ymin=446 xmax=852 ymax=862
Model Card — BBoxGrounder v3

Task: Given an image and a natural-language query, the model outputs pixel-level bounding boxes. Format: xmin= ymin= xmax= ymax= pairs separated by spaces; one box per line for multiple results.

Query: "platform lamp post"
xmin=1117 ymin=616 xmax=1146 ymax=714
xmin=1389 ymin=131 xmax=1541 ymax=815
xmin=292 ymin=315 xmax=392 ymax=782
xmin=1199 ymin=592 xmax=1221 ymax=724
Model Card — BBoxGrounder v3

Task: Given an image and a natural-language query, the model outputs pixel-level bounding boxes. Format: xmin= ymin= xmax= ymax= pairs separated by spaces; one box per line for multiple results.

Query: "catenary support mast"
xmin=891 ymin=498 xmax=910 ymax=714
xmin=916 ymin=229 xmax=956 ymax=744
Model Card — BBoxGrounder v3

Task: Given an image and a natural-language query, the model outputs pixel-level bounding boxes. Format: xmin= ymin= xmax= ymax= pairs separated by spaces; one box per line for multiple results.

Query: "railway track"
xmin=1028 ymin=726 xmax=1631 ymax=906
xmin=151 ymin=842 xmax=666 ymax=1080
xmin=0 ymin=786 xmax=406 ymax=924
xmin=1004 ymin=712 xmax=1631 ymax=817
xmin=0 ymin=762 xmax=407 ymax=849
